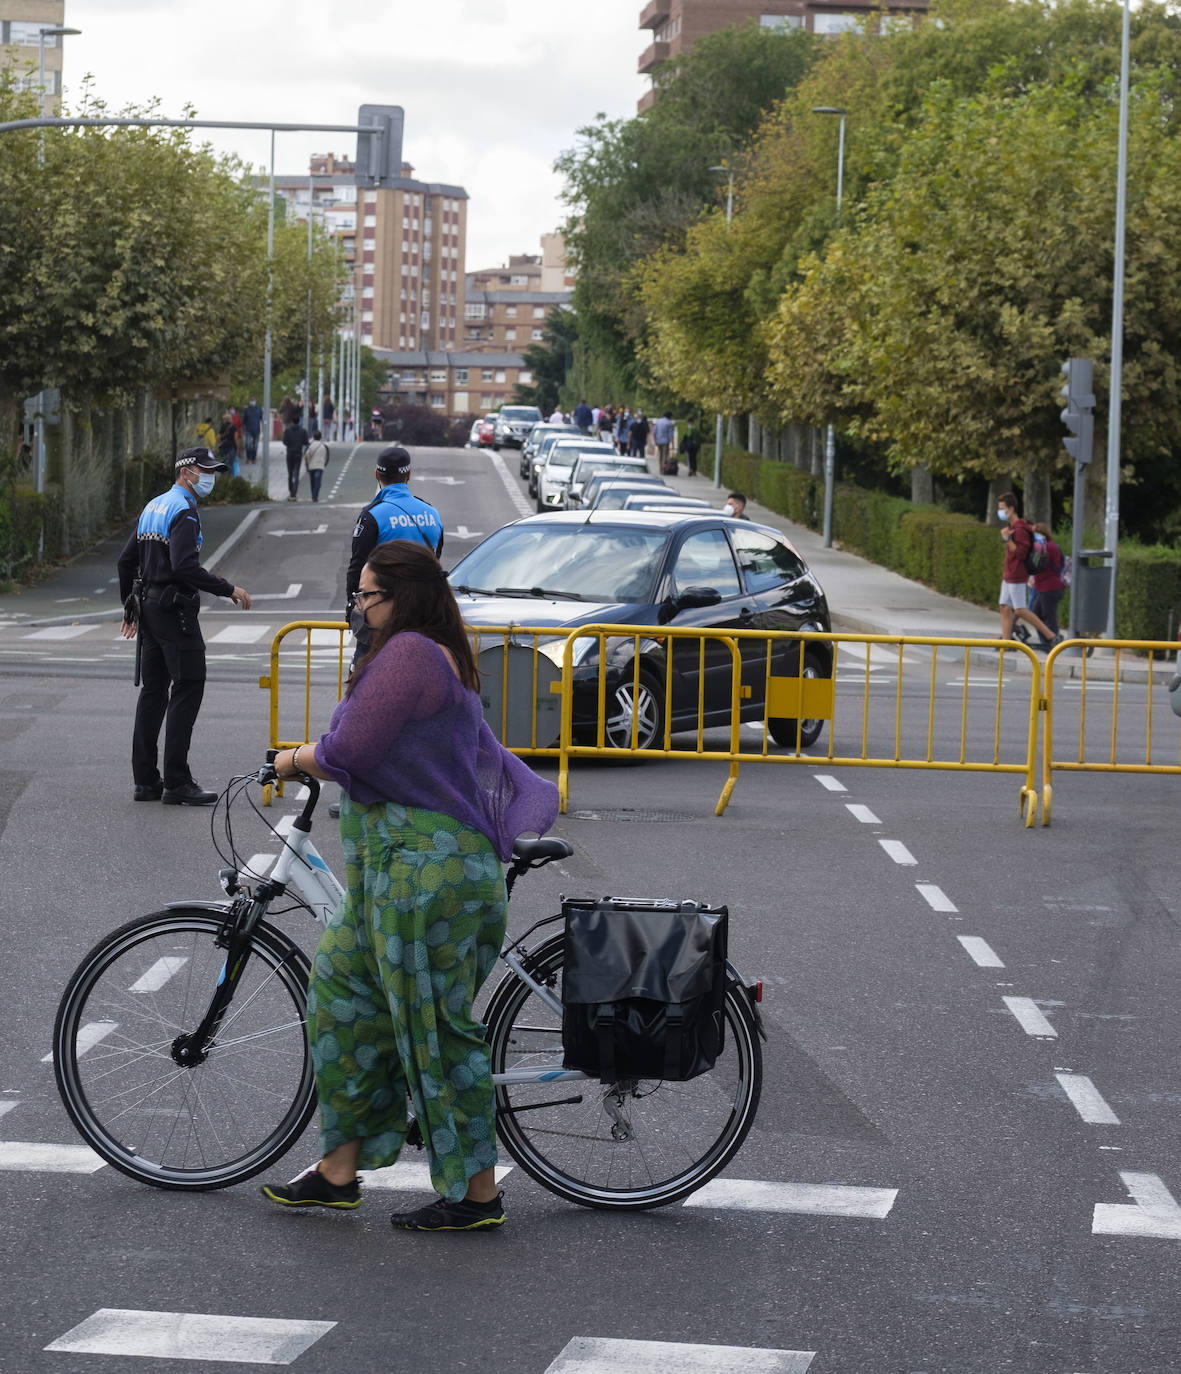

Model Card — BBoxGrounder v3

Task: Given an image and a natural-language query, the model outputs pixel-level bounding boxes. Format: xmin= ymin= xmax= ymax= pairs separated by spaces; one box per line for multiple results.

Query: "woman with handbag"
xmin=261 ymin=541 xmax=559 ymax=1231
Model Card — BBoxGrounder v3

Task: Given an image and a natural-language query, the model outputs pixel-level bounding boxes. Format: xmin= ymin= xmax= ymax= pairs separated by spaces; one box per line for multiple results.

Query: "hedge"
xmin=720 ymin=448 xmax=1181 ymax=644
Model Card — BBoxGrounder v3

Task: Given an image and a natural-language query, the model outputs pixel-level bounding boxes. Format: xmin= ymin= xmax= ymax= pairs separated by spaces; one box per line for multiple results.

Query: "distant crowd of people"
xmin=546 ymin=401 xmax=703 ymax=477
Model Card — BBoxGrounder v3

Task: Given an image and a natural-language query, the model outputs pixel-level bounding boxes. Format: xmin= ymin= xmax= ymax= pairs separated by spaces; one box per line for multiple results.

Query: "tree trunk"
xmin=986 ymin=476 xmax=1017 ymax=525
xmin=1022 ymin=463 xmax=1052 ymax=529
xmin=911 ymin=464 xmax=934 ymax=505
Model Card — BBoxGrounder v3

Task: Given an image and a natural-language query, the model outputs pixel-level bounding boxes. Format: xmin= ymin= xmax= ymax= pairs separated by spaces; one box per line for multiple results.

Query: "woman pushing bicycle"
xmin=260 ymin=540 xmax=559 ymax=1230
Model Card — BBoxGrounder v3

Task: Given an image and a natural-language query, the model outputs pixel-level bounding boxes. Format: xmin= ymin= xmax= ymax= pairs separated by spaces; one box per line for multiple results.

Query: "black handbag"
xmin=561 ymin=897 xmax=728 ymax=1084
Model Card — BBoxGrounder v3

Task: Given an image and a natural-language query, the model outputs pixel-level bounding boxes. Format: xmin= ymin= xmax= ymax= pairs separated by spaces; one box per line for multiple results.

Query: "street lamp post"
xmin=709 ymin=165 xmax=735 ymax=490
xmin=812 ymin=107 xmax=846 ymax=549
xmin=37 ymin=27 xmax=80 ymax=117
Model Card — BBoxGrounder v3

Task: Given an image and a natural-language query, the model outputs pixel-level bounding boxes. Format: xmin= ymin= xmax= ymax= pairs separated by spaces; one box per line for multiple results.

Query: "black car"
xmin=448 ymin=510 xmax=832 ymax=750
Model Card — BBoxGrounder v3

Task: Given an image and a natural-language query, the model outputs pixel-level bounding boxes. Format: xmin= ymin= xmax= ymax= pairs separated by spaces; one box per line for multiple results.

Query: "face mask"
xmin=348 ymin=607 xmax=368 ymax=637
xmin=997 ymin=508 xmax=1009 ymax=522
xmin=723 ymin=503 xmax=735 ymax=517
xmin=193 ymin=472 xmax=216 ymax=498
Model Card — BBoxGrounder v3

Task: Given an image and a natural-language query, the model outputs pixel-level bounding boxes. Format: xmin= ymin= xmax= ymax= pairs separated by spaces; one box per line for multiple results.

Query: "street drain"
xmin=568 ymin=808 xmax=698 ymax=822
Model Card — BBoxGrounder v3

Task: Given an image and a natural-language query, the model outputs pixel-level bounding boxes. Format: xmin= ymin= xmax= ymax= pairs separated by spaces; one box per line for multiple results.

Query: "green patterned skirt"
xmin=306 ymin=798 xmax=507 ymax=1200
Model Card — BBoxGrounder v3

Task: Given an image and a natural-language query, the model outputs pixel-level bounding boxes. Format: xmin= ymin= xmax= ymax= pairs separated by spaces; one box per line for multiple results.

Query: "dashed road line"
xmin=879 ymin=839 xmax=917 ymax=866
xmin=41 ymin=1019 xmax=116 ymax=1064
xmin=845 ymin=803 xmax=881 ymax=824
xmin=1055 ymin=1073 xmax=1120 ymax=1125
xmin=683 ymin=1178 xmax=897 ymax=1218
xmin=1093 ymin=1172 xmax=1181 ymax=1240
xmin=0 ymin=1141 xmax=105 ymax=1173
xmin=917 ymin=883 xmax=958 ymax=912
xmin=45 ymin=1309 xmax=336 ymax=1365
xmin=128 ymin=957 xmax=188 ymax=993
xmin=1003 ymin=996 xmax=1058 ymax=1038
xmin=544 ymin=1337 xmax=815 ymax=1373
xmin=957 ymin=935 xmax=1004 ymax=968
xmin=812 ymin=774 xmax=847 ymax=792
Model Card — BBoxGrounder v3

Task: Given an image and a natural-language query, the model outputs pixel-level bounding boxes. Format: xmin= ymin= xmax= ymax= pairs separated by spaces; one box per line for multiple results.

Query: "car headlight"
xmin=536 ymin=635 xmax=598 ymax=668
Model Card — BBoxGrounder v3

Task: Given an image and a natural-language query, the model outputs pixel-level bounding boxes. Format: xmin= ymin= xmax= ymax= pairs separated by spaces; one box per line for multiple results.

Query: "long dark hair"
xmin=348 ymin=541 xmax=479 ymax=693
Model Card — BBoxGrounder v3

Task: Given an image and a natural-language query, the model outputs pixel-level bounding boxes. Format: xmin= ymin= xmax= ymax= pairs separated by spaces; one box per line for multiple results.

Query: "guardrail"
xmin=261 ymin=621 xmax=1047 ymax=823
xmin=1039 ymin=639 xmax=1181 ymax=825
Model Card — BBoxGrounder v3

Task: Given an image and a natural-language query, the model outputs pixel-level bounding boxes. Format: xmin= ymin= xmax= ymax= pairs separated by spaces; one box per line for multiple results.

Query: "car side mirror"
xmin=670 ymin=585 xmax=723 ymax=614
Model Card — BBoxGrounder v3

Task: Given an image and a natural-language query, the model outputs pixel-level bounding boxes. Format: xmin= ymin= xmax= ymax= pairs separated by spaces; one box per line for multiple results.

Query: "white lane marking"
xmin=813 ymin=775 xmax=846 ymax=792
xmin=488 ymin=448 xmax=535 ymax=518
xmin=252 ymin=584 xmax=304 ymax=600
xmin=543 ymin=1337 xmax=815 ymax=1373
xmin=879 ymin=839 xmax=917 ymax=866
xmin=0 ymin=1099 xmax=16 ymax=1120
xmin=957 ymin=936 xmax=1004 ymax=968
xmin=207 ymin=624 xmax=271 ymax=644
xmin=683 ymin=1178 xmax=897 ymax=1218
xmin=40 ymin=1019 xmax=117 ymax=1063
xmin=361 ymin=1161 xmax=513 ymax=1190
xmin=245 ymin=854 xmax=276 ymax=877
xmin=45 ymin=1309 xmax=336 ymax=1364
xmin=1003 ymin=996 xmax=1058 ymax=1037
xmin=833 ymin=643 xmax=920 ymax=669
xmin=451 ymin=525 xmax=485 ymax=540
xmin=275 ymin=814 xmax=296 ymax=837
xmin=1056 ymin=1073 xmax=1121 ymax=1125
xmin=845 ymin=804 xmax=881 ymax=824
xmin=129 ymin=957 xmax=188 ymax=993
xmin=0 ymin=1141 xmax=106 ymax=1172
xmin=23 ymin=625 xmax=91 ymax=640
xmin=918 ymin=883 xmax=958 ymax=912
xmin=1093 ymin=1172 xmax=1181 ymax=1239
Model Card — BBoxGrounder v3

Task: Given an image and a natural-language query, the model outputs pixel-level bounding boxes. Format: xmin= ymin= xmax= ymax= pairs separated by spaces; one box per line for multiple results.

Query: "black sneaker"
xmin=161 ymin=781 xmax=217 ymax=806
xmin=390 ymin=1190 xmax=505 ymax=1232
xmin=260 ymin=1166 xmax=361 ymax=1210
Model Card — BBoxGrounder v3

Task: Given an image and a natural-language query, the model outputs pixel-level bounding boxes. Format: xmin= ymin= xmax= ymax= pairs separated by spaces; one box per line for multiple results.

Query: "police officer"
xmin=117 ymin=447 xmax=252 ymax=805
xmin=346 ymin=445 xmax=444 ymax=659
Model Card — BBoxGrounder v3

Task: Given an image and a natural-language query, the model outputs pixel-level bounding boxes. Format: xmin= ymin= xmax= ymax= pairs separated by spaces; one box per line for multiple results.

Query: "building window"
xmin=813 ymin=14 xmax=858 ymax=34
xmin=519 ymin=370 xmax=532 ymax=384
xmin=464 ymin=303 xmax=486 ymax=319
xmin=482 ymin=369 xmax=494 ymax=382
xmin=505 ymin=328 xmax=517 ymax=341
xmin=8 ymin=21 xmax=53 ymax=44
xmin=495 ymin=370 xmax=506 ymax=383
xmin=532 ymin=328 xmax=544 ymax=340
xmin=510 ymin=274 xmax=529 ymax=285
xmin=455 ymin=369 xmax=468 ymax=384
xmin=429 ymin=394 xmax=445 ymax=408
xmin=430 ymin=368 xmax=446 ymax=382
xmin=505 ymin=305 xmax=517 ymax=318
xmin=760 ymin=14 xmax=802 ymax=29
xmin=533 ymin=306 xmax=546 ymax=319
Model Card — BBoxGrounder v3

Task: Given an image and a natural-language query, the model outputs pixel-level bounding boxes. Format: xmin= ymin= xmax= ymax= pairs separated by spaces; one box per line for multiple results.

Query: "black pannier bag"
xmin=561 ymin=897 xmax=728 ymax=1083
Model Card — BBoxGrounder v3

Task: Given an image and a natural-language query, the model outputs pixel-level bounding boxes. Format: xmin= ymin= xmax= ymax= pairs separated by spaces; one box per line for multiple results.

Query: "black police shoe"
xmin=161 ymin=781 xmax=218 ymax=806
xmin=133 ymin=782 xmax=163 ymax=802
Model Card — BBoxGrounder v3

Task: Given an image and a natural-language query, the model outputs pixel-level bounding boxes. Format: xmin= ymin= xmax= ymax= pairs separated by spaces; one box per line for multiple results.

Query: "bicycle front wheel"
xmin=53 ymin=908 xmax=316 ymax=1190
xmin=485 ymin=933 xmax=762 ymax=1209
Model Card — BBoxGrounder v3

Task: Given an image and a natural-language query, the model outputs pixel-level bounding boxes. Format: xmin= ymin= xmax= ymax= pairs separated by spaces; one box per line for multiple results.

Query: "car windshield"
xmin=501 ymin=407 xmax=541 ymax=422
xmin=450 ymin=525 xmax=670 ymax=603
xmin=546 ymin=443 xmax=613 ymax=472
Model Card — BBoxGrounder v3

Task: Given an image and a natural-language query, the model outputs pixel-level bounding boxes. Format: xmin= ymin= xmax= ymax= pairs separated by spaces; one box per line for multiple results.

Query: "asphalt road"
xmin=0 ymin=446 xmax=1177 ymax=1373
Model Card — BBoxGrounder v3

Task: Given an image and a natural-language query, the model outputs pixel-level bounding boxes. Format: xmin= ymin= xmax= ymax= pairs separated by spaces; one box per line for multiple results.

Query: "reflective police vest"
xmin=138 ymin=485 xmax=200 ymax=549
xmin=368 ymin=484 xmax=443 ymax=551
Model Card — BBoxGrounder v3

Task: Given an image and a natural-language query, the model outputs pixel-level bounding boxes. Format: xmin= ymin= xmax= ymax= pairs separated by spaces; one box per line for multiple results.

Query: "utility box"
xmin=478 ymin=644 xmax=562 ymax=750
xmin=1073 ymin=549 xmax=1113 ymax=634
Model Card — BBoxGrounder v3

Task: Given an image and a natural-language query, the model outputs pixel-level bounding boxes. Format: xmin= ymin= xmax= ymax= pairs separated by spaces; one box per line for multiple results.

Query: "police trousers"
xmin=132 ymin=597 xmax=207 ymax=789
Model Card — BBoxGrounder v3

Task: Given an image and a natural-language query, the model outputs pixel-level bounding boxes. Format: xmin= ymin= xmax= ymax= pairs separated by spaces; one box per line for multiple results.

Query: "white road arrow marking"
xmin=1093 ymin=1172 xmax=1181 ymax=1239
xmin=451 ymin=526 xmax=484 ymax=540
xmin=415 ymin=474 xmax=464 ymax=485
xmin=266 ymin=525 xmax=327 ymax=537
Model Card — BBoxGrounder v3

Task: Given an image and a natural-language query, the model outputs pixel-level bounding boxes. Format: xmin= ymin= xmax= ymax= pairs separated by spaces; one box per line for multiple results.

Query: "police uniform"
xmin=117 ymin=452 xmax=237 ymax=801
xmin=345 ymin=446 xmax=444 ymax=662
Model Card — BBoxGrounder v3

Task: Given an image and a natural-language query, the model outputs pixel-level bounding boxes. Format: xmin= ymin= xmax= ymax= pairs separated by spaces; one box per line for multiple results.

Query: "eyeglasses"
xmin=354 ymin=589 xmax=387 ymax=606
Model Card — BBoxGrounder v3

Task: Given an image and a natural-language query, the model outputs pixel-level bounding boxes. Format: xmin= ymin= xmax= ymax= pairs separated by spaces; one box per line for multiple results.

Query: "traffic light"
xmin=1060 ymin=357 xmax=1095 ymax=465
xmin=355 ymin=105 xmax=405 ymax=188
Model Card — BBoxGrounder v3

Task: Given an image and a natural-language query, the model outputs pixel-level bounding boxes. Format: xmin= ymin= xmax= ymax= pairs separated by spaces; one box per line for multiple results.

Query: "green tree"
xmin=512 ymin=307 xmax=577 ymax=412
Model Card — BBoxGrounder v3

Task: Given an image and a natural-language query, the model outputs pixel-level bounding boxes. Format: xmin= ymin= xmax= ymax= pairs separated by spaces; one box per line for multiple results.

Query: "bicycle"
xmin=53 ymin=762 xmax=765 ymax=1210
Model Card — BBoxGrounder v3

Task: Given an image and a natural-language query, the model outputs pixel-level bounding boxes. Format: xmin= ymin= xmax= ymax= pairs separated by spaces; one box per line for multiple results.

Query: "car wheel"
xmin=602 ymin=668 xmax=663 ymax=751
xmin=536 ymin=492 xmax=546 ymax=512
xmin=768 ymin=649 xmax=826 ymax=750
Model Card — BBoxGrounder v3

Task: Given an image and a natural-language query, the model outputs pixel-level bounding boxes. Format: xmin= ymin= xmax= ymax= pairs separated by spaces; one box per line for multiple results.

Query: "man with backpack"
xmin=996 ymin=493 xmax=1062 ymax=648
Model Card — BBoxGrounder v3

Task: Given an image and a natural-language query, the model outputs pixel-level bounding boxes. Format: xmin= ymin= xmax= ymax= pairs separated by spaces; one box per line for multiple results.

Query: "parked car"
xmin=621 ymin=493 xmax=713 ymax=511
xmin=448 ymin=510 xmax=833 ymax=750
xmin=564 ymin=454 xmax=651 ymax=509
xmin=528 ymin=430 xmax=587 ymax=499
xmin=493 ymin=405 xmax=543 ymax=450
xmin=476 ymin=416 xmax=497 ymax=449
xmin=519 ymin=422 xmax=580 ymax=479
xmin=583 ymin=474 xmax=674 ymax=510
xmin=536 ymin=439 xmax=617 ymax=512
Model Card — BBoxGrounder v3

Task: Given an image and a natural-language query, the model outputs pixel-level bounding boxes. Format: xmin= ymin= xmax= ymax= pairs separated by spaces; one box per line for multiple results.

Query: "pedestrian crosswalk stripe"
xmin=129 ymin=957 xmax=188 ymax=992
xmin=1093 ymin=1172 xmax=1181 ymax=1240
xmin=1003 ymin=995 xmax=1058 ymax=1038
xmin=207 ymin=624 xmax=271 ymax=644
xmin=544 ymin=1337 xmax=816 ymax=1373
xmin=683 ymin=1178 xmax=897 ymax=1218
xmin=23 ymin=625 xmax=92 ymax=640
xmin=41 ymin=1019 xmax=116 ymax=1064
xmin=0 ymin=1141 xmax=106 ymax=1172
xmin=45 ymin=1309 xmax=336 ymax=1364
xmin=359 ymin=1160 xmax=513 ymax=1190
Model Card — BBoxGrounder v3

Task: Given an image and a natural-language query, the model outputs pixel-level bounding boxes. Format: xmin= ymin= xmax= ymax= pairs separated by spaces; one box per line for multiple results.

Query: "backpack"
xmin=1025 ymin=531 xmax=1047 ymax=576
xmin=561 ymin=897 xmax=728 ymax=1084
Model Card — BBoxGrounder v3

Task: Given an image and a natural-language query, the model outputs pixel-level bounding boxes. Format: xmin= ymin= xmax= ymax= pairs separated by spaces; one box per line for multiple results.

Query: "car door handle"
xmin=738 ymin=607 xmax=755 ymax=620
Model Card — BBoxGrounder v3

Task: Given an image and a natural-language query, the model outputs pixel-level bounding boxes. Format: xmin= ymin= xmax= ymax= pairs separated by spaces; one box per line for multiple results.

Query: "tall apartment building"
xmin=463 ymin=235 xmax=574 ymax=354
xmin=270 ymin=154 xmax=468 ymax=354
xmin=0 ymin=1 xmax=71 ymax=112
xmin=638 ymin=0 xmax=929 ymax=109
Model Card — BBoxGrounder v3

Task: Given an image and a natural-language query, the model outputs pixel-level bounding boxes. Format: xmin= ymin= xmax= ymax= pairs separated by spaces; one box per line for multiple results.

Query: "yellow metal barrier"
xmin=262 ymin=620 xmax=1044 ymax=823
xmin=1040 ymin=638 xmax=1181 ymax=825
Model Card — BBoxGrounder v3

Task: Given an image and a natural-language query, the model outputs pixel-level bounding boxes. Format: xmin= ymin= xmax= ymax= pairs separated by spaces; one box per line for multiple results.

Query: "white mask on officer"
xmin=193 ymin=472 xmax=216 ymax=498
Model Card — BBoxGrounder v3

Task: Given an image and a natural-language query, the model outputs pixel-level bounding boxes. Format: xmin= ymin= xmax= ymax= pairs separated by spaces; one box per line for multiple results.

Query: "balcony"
xmin=637 ymin=39 xmax=670 ymax=74
xmin=639 ymin=0 xmax=670 ymax=30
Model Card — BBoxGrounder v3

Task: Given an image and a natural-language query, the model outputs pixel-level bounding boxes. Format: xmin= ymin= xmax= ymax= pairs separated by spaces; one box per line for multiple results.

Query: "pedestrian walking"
xmin=682 ymin=422 xmax=700 ymax=476
xmin=321 ymin=394 xmax=335 ymax=441
xmin=282 ymin=413 xmax=310 ymax=501
xmin=242 ymin=397 xmax=262 ymax=465
xmin=116 ymin=448 xmax=252 ymax=805
xmin=1028 ymin=522 xmax=1067 ymax=645
xmin=261 ymin=540 xmax=559 ymax=1230
xmin=304 ymin=430 xmax=330 ymax=503
xmin=653 ymin=412 xmax=676 ymax=474
xmin=628 ymin=411 xmax=649 ymax=459
xmin=996 ymin=493 xmax=1061 ymax=647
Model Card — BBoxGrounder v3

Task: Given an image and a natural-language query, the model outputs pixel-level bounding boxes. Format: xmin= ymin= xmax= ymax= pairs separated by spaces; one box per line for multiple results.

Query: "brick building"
xmin=638 ymin=0 xmax=929 ymax=110
xmin=0 ymin=1 xmax=71 ymax=111
xmin=371 ymin=350 xmax=532 ymax=419
xmin=463 ymin=235 xmax=574 ymax=354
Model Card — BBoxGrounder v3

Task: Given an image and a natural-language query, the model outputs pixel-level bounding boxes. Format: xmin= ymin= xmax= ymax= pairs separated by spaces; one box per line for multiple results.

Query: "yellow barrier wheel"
xmin=1041 ymin=784 xmax=1052 ymax=827
xmin=1019 ymin=787 xmax=1037 ymax=827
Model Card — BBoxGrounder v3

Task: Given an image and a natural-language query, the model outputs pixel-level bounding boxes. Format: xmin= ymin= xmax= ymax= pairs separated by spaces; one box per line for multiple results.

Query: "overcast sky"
xmin=64 ymin=0 xmax=649 ymax=270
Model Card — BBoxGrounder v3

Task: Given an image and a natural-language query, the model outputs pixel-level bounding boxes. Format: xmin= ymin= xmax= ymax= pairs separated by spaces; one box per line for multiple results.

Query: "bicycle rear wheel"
xmin=53 ymin=908 xmax=316 ymax=1190
xmin=485 ymin=933 xmax=762 ymax=1209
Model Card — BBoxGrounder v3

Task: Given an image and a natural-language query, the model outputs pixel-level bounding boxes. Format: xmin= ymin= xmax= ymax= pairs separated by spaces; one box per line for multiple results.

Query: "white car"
xmin=564 ymin=454 xmax=651 ymax=509
xmin=536 ymin=439 xmax=617 ymax=512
